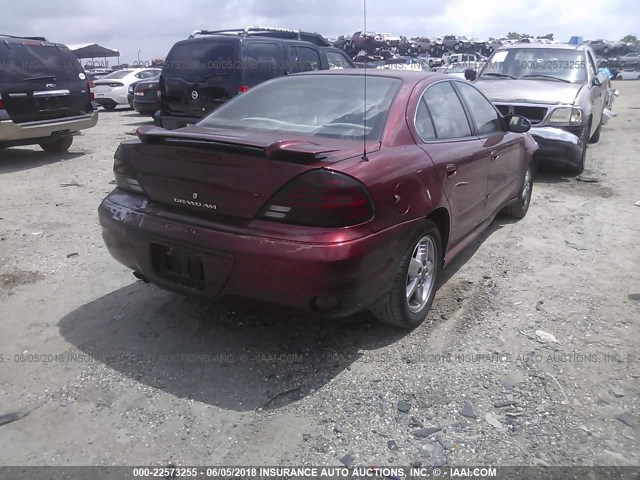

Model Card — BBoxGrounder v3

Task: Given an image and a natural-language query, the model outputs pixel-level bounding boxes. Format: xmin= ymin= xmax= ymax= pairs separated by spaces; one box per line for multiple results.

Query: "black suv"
xmin=154 ymin=27 xmax=355 ymax=129
xmin=0 ymin=34 xmax=97 ymax=152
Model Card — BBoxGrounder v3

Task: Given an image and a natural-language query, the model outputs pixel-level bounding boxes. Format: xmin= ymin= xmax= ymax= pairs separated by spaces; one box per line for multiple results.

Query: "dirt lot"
xmin=0 ymin=82 xmax=639 ymax=469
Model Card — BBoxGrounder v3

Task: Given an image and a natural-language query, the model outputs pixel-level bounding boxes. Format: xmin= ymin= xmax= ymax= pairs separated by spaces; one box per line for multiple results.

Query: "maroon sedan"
xmin=99 ymin=70 xmax=538 ymax=328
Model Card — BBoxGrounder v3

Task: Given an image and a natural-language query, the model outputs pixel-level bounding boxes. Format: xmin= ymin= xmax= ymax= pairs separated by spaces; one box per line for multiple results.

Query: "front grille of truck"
xmin=495 ymin=104 xmax=548 ymax=124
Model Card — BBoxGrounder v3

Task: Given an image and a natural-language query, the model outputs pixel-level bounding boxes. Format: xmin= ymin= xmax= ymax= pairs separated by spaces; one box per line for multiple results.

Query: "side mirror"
xmin=593 ymin=71 xmax=607 ymax=86
xmin=507 ymin=114 xmax=531 ymax=133
xmin=464 ymin=69 xmax=477 ymax=81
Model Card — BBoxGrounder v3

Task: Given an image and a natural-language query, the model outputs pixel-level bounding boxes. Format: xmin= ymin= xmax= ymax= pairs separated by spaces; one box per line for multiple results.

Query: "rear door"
xmin=160 ymin=38 xmax=238 ymax=118
xmin=0 ymin=41 xmax=91 ymax=123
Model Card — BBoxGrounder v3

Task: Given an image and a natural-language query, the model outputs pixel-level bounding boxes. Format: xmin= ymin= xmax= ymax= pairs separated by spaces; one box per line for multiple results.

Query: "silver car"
xmin=468 ymin=43 xmax=618 ymax=173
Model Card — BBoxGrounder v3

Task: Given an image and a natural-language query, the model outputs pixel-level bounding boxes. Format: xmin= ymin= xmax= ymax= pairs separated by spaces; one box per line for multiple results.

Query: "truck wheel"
xmin=39 ymin=136 xmax=73 ymax=153
xmin=371 ymin=220 xmax=442 ymax=329
xmin=590 ymin=118 xmax=602 ymax=144
xmin=572 ymin=120 xmax=591 ymax=174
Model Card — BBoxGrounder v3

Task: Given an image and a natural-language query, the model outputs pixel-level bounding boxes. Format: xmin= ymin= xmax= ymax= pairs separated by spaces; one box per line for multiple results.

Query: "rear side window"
xmin=422 ymin=82 xmax=471 ymax=139
xmin=0 ymin=44 xmax=84 ymax=83
xmin=135 ymin=69 xmax=160 ymax=79
xmin=298 ymin=47 xmax=321 ymax=71
xmin=414 ymin=99 xmax=436 ymax=140
xmin=163 ymin=40 xmax=235 ymax=80
xmin=242 ymin=42 xmax=283 ymax=86
xmin=326 ymin=50 xmax=353 ymax=70
xmin=100 ymin=70 xmax=133 ymax=79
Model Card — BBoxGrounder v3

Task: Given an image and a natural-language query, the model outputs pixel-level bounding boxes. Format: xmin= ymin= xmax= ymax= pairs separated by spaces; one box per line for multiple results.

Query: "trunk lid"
xmin=0 ymin=42 xmax=92 ymax=123
xmin=124 ymin=126 xmax=378 ymax=220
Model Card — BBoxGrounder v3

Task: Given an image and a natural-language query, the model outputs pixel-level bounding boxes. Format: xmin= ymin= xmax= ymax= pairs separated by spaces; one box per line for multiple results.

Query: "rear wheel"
xmin=502 ymin=162 xmax=533 ymax=219
xmin=102 ymin=102 xmax=117 ymax=111
xmin=39 ymin=136 xmax=73 ymax=153
xmin=371 ymin=221 xmax=442 ymax=329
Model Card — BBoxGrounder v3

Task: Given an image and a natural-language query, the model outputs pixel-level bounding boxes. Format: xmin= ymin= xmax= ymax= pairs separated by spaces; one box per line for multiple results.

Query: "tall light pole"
xmin=137 ymin=50 xmax=141 ymax=65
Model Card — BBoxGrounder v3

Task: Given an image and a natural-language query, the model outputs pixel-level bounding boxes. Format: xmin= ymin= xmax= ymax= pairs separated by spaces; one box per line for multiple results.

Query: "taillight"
xmin=238 ymin=85 xmax=250 ymax=93
xmin=113 ymin=145 xmax=144 ymax=194
xmin=0 ymin=94 xmax=4 ymax=110
xmin=107 ymin=82 xmax=124 ymax=87
xmin=258 ymin=170 xmax=373 ymax=227
xmin=88 ymin=81 xmax=95 ymax=101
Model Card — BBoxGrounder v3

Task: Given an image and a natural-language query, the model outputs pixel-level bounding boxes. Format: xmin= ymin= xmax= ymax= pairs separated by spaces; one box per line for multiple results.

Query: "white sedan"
xmin=615 ymin=70 xmax=640 ymax=80
xmin=93 ymin=68 xmax=161 ymax=110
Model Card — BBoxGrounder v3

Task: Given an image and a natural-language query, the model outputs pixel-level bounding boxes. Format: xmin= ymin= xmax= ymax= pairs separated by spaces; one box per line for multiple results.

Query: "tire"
xmin=102 ymin=102 xmax=117 ymax=111
xmin=371 ymin=220 xmax=443 ymax=329
xmin=571 ymin=120 xmax=591 ymax=174
xmin=501 ymin=162 xmax=534 ymax=219
xmin=39 ymin=136 xmax=73 ymax=153
xmin=429 ymin=60 xmax=434 ymax=67
xmin=590 ymin=118 xmax=602 ymax=144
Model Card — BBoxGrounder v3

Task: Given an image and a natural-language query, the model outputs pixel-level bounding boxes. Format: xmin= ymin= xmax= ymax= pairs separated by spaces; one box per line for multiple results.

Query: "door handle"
xmin=490 ymin=150 xmax=500 ymax=161
xmin=446 ymin=163 xmax=458 ymax=177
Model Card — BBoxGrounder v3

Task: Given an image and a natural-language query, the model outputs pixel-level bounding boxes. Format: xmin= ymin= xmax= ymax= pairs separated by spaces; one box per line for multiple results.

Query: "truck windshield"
xmin=480 ymin=48 xmax=587 ymax=84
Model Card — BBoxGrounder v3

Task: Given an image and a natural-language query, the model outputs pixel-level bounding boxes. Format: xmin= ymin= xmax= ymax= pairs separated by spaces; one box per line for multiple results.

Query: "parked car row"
xmin=0 ymin=34 xmax=97 ymax=153
xmin=465 ymin=43 xmax=619 ymax=174
xmin=0 ymin=29 xmax=622 ymax=329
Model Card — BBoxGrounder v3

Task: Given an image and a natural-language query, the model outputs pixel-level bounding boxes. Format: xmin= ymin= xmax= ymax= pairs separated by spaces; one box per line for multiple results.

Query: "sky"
xmin=0 ymin=0 xmax=638 ymax=65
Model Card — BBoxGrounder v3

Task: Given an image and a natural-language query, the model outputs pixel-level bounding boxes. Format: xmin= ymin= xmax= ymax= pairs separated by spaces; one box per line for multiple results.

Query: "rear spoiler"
xmin=135 ymin=126 xmax=339 ymax=162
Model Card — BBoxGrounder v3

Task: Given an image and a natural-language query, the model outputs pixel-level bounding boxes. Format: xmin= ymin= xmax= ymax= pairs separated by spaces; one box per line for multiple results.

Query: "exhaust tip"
xmin=133 ymin=271 xmax=150 ymax=283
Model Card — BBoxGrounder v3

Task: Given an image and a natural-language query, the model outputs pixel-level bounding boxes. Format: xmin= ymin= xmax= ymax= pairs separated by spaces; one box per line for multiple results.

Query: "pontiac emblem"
xmin=191 ymin=90 xmax=199 ymax=100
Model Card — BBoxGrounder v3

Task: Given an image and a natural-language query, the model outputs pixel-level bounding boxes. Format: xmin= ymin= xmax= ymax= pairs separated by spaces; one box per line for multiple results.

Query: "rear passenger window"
xmin=423 ymin=82 xmax=471 ymax=139
xmin=414 ymin=98 xmax=436 ymax=140
xmin=243 ymin=42 xmax=283 ymax=86
xmin=326 ymin=51 xmax=352 ymax=69
xmin=298 ymin=47 xmax=321 ymax=71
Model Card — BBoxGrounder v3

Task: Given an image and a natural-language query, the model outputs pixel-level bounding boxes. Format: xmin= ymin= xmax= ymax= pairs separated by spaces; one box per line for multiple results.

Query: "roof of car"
xmin=497 ymin=43 xmax=584 ymax=51
xmin=0 ymin=34 xmax=64 ymax=47
xmin=297 ymin=69 xmax=445 ymax=84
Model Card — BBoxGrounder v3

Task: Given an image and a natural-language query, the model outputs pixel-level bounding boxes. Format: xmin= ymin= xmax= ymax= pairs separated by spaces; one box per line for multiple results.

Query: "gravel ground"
xmin=0 ymin=82 xmax=639 ymax=469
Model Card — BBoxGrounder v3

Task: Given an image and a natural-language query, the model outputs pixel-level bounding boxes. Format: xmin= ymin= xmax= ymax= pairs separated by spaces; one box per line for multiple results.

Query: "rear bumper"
xmin=0 ymin=111 xmax=98 ymax=142
xmin=530 ymin=126 xmax=583 ymax=167
xmin=94 ymin=88 xmax=128 ymax=105
xmin=98 ymin=189 xmax=418 ymax=317
xmin=153 ymin=112 xmax=201 ymax=130
xmin=133 ymin=101 xmax=159 ymax=115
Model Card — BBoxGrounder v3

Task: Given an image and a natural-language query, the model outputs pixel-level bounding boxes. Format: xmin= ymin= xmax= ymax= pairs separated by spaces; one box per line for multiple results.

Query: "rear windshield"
xmin=199 ymin=74 xmax=400 ymax=141
xmin=0 ymin=44 xmax=84 ymax=83
xmin=163 ymin=40 xmax=235 ymax=80
xmin=99 ymin=70 xmax=134 ymax=79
